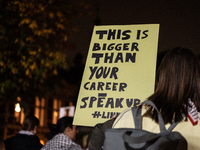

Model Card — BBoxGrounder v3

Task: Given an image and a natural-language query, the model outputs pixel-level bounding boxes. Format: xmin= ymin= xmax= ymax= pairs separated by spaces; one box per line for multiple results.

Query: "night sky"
xmin=68 ymin=0 xmax=200 ymax=62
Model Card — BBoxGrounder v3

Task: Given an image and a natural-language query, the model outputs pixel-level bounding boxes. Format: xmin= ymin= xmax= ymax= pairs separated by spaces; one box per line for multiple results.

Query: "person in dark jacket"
xmin=87 ymin=117 xmax=116 ymax=150
xmin=4 ymin=115 xmax=43 ymax=150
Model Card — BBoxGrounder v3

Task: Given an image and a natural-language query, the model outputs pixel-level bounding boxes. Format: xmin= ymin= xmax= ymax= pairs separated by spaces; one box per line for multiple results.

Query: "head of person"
xmin=22 ymin=115 xmax=39 ymax=134
xmin=148 ymin=47 xmax=200 ymax=124
xmin=56 ymin=116 xmax=78 ymax=141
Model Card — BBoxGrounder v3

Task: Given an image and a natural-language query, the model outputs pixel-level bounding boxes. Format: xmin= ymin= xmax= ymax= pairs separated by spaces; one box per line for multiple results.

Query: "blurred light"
xmin=15 ymin=103 xmax=21 ymax=112
xmin=40 ymin=140 xmax=45 ymax=146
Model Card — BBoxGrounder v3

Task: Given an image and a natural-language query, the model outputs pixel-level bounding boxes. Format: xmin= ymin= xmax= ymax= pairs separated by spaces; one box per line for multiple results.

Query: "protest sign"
xmin=73 ymin=24 xmax=159 ymax=126
xmin=59 ymin=106 xmax=75 ymax=118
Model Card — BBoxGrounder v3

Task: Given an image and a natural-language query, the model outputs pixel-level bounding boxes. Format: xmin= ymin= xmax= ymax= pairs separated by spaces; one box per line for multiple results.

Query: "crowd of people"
xmin=4 ymin=115 xmax=84 ymax=150
xmin=3 ymin=47 xmax=200 ymax=150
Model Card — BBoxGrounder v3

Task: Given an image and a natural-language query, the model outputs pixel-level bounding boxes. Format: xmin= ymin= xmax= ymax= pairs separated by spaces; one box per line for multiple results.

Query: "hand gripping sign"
xmin=73 ymin=24 xmax=160 ymax=127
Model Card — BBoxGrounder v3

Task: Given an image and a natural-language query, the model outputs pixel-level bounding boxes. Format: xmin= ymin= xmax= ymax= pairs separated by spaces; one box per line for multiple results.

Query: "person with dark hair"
xmin=4 ymin=115 xmax=43 ymax=150
xmin=112 ymin=47 xmax=200 ymax=149
xmin=41 ymin=116 xmax=82 ymax=150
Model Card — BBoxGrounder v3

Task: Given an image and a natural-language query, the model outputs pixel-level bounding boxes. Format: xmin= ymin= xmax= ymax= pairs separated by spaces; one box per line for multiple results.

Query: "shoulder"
xmin=47 ymin=133 xmax=68 ymax=142
xmin=42 ymin=133 xmax=76 ymax=149
xmin=5 ymin=134 xmax=42 ymax=150
xmin=112 ymin=107 xmax=133 ymax=128
xmin=112 ymin=106 xmax=150 ymax=129
xmin=5 ymin=134 xmax=26 ymax=143
xmin=172 ymin=113 xmax=200 ymax=150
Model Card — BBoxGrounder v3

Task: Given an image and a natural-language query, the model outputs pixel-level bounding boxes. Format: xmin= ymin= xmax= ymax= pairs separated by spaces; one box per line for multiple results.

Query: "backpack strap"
xmin=131 ymin=100 xmax=167 ymax=133
xmin=132 ymin=100 xmax=185 ymax=132
xmin=132 ymin=105 xmax=179 ymax=131
xmin=132 ymin=107 xmax=142 ymax=129
xmin=167 ymin=122 xmax=179 ymax=131
xmin=167 ymin=113 xmax=185 ymax=131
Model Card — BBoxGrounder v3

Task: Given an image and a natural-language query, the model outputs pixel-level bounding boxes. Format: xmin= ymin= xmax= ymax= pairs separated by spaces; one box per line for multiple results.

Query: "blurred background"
xmin=0 ymin=0 xmax=200 ymax=149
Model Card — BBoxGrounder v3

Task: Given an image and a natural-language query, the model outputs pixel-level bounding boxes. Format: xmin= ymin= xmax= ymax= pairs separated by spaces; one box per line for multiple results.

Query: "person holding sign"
xmin=112 ymin=47 xmax=200 ymax=150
